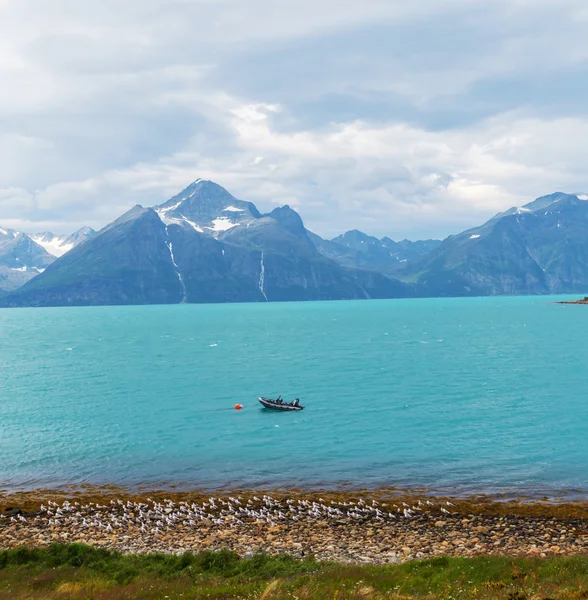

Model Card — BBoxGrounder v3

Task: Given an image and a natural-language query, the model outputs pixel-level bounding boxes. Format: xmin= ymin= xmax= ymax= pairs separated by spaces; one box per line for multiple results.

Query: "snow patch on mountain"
xmin=31 ymin=228 xmax=94 ymax=258
xmin=155 ymin=202 xmax=183 ymax=225
xmin=10 ymin=265 xmax=45 ymax=273
xmin=32 ymin=234 xmax=74 ymax=257
xmin=156 ymin=208 xmax=205 ymax=233
xmin=259 ymin=251 xmax=268 ymax=301
xmin=209 ymin=217 xmax=239 ymax=232
xmin=181 ymin=217 xmax=204 ymax=232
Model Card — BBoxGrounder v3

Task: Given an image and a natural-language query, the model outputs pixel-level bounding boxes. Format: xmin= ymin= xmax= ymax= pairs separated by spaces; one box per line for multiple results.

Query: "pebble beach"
xmin=1 ymin=489 xmax=587 ymax=563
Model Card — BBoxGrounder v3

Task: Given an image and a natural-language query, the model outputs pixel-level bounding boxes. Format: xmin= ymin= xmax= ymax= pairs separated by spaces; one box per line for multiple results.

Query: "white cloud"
xmin=1 ymin=0 xmax=588 ymax=238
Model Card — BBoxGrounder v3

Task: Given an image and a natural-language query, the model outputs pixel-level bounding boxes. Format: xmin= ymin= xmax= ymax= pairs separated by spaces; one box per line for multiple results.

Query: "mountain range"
xmin=0 ymin=180 xmax=417 ymax=306
xmin=1 ymin=181 xmax=587 ymax=307
xmin=0 ymin=227 xmax=95 ymax=292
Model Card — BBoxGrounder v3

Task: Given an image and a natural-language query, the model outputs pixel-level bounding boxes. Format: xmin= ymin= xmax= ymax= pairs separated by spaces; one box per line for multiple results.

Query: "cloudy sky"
xmin=1 ymin=0 xmax=588 ymax=239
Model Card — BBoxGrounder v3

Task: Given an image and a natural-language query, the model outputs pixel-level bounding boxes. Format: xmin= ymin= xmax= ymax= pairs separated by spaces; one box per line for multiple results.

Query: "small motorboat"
xmin=258 ymin=396 xmax=304 ymax=411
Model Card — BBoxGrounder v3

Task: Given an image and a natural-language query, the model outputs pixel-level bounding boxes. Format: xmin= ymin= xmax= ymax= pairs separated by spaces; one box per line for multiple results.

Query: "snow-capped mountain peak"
xmin=155 ymin=179 xmax=260 ymax=236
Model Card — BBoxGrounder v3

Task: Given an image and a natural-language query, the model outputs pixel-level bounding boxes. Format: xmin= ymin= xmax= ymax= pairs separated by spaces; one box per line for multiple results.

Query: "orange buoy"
xmin=234 ymin=404 xmax=243 ymax=410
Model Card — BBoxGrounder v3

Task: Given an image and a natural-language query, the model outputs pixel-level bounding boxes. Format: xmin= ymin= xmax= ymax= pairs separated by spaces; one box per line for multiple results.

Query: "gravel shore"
xmin=1 ymin=490 xmax=587 ymax=563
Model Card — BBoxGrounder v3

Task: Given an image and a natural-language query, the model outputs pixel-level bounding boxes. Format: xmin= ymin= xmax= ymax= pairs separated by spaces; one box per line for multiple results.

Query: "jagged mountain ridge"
xmin=310 ymin=229 xmax=441 ymax=274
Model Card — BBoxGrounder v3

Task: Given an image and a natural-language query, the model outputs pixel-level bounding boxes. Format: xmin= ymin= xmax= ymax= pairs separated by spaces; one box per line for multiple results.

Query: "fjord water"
xmin=2 ymin=297 xmax=588 ymax=496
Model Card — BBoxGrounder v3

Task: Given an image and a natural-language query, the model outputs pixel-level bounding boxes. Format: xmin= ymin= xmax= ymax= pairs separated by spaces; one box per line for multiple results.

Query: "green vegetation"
xmin=1 ymin=544 xmax=588 ymax=599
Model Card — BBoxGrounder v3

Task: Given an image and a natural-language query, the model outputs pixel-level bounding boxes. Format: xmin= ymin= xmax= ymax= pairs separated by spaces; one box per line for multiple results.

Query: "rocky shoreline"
xmin=1 ymin=489 xmax=588 ymax=563
xmin=556 ymin=296 xmax=588 ymax=304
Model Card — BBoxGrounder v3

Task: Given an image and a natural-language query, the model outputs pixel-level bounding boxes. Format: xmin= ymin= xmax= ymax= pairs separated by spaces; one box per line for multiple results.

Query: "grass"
xmin=1 ymin=545 xmax=588 ymax=599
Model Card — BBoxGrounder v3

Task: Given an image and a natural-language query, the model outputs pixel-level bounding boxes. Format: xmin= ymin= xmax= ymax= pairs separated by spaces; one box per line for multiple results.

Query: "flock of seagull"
xmin=1 ymin=496 xmax=455 ymax=536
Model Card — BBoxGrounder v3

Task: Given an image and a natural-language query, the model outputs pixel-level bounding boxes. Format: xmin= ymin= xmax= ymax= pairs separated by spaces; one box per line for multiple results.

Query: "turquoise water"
xmin=1 ymin=297 xmax=588 ymax=496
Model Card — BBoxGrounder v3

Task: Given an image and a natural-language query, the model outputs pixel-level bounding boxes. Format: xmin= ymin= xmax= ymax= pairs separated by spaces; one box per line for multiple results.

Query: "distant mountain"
xmin=403 ymin=192 xmax=588 ymax=295
xmin=390 ymin=239 xmax=444 ymax=262
xmin=310 ymin=229 xmax=440 ymax=274
xmin=1 ymin=181 xmax=414 ymax=307
xmin=0 ymin=226 xmax=96 ymax=292
xmin=31 ymin=227 xmax=96 ymax=257
xmin=0 ymin=228 xmax=54 ymax=292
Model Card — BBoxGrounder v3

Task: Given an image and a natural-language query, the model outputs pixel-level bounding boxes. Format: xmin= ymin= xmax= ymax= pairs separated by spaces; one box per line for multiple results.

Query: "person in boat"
xmin=276 ymin=395 xmax=282 ymax=404
xmin=292 ymin=398 xmax=299 ymax=407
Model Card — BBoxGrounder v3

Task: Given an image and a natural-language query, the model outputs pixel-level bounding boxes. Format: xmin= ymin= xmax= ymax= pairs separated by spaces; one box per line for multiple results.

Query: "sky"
xmin=2 ymin=0 xmax=588 ymax=240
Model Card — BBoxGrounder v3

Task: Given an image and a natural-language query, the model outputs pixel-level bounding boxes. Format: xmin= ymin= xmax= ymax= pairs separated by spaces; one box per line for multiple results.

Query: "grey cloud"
xmin=205 ymin=1 xmax=588 ymax=128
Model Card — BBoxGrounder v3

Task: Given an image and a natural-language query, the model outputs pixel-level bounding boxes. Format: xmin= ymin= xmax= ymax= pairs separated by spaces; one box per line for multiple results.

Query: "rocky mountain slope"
xmin=403 ymin=192 xmax=588 ymax=296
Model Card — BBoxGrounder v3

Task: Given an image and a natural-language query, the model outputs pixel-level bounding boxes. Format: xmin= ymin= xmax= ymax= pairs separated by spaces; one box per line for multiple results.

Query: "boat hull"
xmin=258 ymin=397 xmax=304 ymax=411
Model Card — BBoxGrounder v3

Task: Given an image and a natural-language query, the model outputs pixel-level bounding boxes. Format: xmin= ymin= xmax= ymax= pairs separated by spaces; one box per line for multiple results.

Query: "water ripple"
xmin=0 ymin=297 xmax=587 ymax=495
